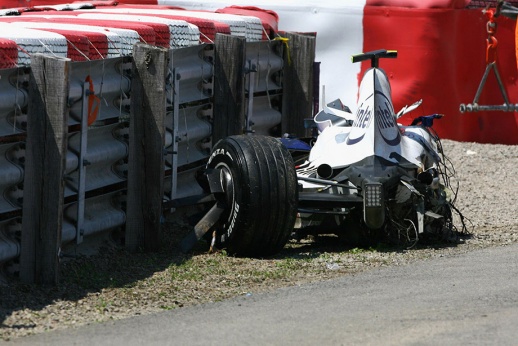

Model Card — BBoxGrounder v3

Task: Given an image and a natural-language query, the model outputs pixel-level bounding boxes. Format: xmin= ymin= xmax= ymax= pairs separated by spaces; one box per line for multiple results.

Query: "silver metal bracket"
xmin=76 ymin=81 xmax=89 ymax=244
xmin=245 ymin=60 xmax=257 ymax=134
xmin=460 ymin=62 xmax=517 ymax=112
xmin=169 ymin=69 xmax=180 ymax=211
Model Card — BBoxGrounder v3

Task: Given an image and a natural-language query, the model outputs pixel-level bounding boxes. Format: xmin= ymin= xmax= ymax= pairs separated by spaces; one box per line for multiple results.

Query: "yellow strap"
xmin=274 ymin=36 xmax=291 ymax=65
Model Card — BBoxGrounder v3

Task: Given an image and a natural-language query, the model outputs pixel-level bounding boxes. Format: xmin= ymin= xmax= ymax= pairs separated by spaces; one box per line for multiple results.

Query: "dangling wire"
xmin=433 ymin=135 xmax=471 ymax=236
xmin=86 ymin=38 xmax=105 ymax=60
xmin=37 ymin=39 xmax=61 ymax=59
xmin=66 ymin=38 xmax=90 ymax=62
xmin=199 ymin=31 xmax=213 ymax=44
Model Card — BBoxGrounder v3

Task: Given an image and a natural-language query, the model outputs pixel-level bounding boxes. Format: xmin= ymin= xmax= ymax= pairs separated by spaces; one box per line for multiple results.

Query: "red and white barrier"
xmin=154 ymin=0 xmax=518 ymax=144
xmin=0 ymin=0 xmax=516 ymax=143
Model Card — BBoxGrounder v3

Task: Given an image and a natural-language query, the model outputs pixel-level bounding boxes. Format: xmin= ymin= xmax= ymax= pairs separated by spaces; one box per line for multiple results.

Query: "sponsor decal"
xmin=346 ymin=90 xmax=401 ymax=146
xmin=346 ymin=93 xmax=373 ymax=145
xmin=226 ymin=202 xmax=239 ymax=238
xmin=207 ymin=148 xmax=233 ymax=165
xmin=374 ymin=91 xmax=401 ymax=146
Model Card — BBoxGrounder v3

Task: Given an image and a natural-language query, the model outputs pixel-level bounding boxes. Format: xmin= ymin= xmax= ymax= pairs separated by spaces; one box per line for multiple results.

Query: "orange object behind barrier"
xmin=363 ymin=6 xmax=518 ymax=144
xmin=85 ymin=75 xmax=100 ymax=126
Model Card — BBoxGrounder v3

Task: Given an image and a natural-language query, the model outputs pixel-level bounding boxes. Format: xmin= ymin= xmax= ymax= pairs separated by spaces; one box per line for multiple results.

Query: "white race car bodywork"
xmin=300 ymin=67 xmax=439 ymax=184
xmin=188 ymin=49 xmax=458 ymax=256
xmin=293 ymin=50 xmax=452 ymax=242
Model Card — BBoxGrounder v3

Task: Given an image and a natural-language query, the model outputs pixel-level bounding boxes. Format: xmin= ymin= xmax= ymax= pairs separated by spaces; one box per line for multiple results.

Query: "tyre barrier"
xmin=22 ymin=11 xmax=172 ymax=48
xmin=43 ymin=17 xmax=158 ymax=47
xmin=0 ymin=43 xmax=286 ymax=279
xmin=0 ymin=25 xmax=68 ymax=65
xmin=0 ymin=38 xmax=18 ymax=69
xmin=9 ymin=22 xmax=126 ymax=58
xmin=89 ymin=8 xmax=263 ymax=42
xmin=41 ymin=29 xmax=91 ymax=62
xmin=78 ymin=12 xmax=200 ymax=48
xmin=0 ymin=3 xmax=290 ymax=280
xmin=95 ymin=1 xmax=228 ymax=42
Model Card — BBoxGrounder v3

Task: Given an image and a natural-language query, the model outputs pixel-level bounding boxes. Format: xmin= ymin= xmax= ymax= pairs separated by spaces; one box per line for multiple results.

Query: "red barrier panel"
xmin=19 ymin=11 xmax=170 ymax=48
xmin=363 ymin=6 xmax=518 ymax=144
xmin=137 ymin=13 xmax=222 ymax=43
xmin=366 ymin=0 xmax=470 ymax=9
xmin=44 ymin=17 xmax=157 ymax=46
xmin=216 ymin=6 xmax=279 ymax=40
xmin=0 ymin=16 xmax=110 ymax=59
xmin=38 ymin=29 xmax=90 ymax=61
xmin=0 ymin=38 xmax=18 ymax=68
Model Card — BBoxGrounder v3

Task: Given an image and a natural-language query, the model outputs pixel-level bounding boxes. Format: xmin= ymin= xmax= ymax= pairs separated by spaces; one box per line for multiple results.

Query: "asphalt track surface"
xmin=8 ymin=243 xmax=518 ymax=346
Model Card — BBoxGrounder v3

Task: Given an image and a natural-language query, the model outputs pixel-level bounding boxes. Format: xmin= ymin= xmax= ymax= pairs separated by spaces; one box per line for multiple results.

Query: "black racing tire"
xmin=207 ymin=135 xmax=298 ymax=257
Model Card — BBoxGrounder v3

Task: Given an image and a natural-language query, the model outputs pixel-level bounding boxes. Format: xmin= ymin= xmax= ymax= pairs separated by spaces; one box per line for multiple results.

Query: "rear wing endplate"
xmin=352 ymin=49 xmax=397 ymax=68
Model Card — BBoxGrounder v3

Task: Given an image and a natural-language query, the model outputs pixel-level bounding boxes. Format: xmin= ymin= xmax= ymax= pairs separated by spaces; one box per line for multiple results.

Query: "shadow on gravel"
xmin=0 ymin=215 xmax=472 ymax=336
xmin=276 ymin=225 xmax=473 ymax=260
xmin=0 ymin=219 xmax=196 ymax=335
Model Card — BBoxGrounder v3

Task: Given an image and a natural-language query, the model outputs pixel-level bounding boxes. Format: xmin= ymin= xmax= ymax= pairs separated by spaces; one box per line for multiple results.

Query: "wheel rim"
xmin=215 ymin=162 xmax=236 ymax=228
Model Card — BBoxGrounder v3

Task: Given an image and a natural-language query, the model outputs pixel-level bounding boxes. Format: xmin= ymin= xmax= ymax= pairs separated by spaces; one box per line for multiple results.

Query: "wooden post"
xmin=126 ymin=43 xmax=169 ymax=252
xmin=20 ymin=54 xmax=70 ymax=285
xmin=281 ymin=32 xmax=316 ymax=137
xmin=213 ymin=34 xmax=246 ymax=143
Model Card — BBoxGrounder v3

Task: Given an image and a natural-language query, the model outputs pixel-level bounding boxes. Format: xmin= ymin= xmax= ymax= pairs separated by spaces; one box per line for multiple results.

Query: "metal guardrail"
xmin=0 ymin=57 xmax=134 ymax=275
xmin=0 ymin=143 xmax=24 ymax=214
xmin=62 ymin=192 xmax=126 ymax=244
xmin=245 ymin=41 xmax=283 ymax=94
xmin=0 ymin=39 xmax=291 ymax=280
xmin=65 ymin=123 xmax=128 ymax=197
xmin=0 ymin=68 xmax=29 ymax=137
xmin=244 ymin=41 xmax=283 ymax=135
xmin=68 ymin=59 xmax=132 ymax=125
xmin=0 ymin=217 xmax=20 ymax=275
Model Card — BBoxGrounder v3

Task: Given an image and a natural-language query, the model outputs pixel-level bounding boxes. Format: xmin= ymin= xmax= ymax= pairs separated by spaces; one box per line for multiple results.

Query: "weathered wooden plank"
xmin=20 ymin=54 xmax=70 ymax=284
xmin=213 ymin=34 xmax=246 ymax=143
xmin=126 ymin=43 xmax=169 ymax=252
xmin=281 ymin=32 xmax=316 ymax=137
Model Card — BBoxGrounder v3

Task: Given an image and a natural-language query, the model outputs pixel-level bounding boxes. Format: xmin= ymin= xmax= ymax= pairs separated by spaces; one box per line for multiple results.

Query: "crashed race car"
xmin=182 ymin=49 xmax=461 ymax=256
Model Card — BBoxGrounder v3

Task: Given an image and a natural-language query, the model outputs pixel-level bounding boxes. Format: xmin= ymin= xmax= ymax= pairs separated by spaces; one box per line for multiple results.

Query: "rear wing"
xmin=352 ymin=49 xmax=397 ymax=68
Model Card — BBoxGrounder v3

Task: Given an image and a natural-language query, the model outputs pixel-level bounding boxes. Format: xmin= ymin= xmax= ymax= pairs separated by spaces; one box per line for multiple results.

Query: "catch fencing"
xmin=0 ymin=32 xmax=315 ymax=284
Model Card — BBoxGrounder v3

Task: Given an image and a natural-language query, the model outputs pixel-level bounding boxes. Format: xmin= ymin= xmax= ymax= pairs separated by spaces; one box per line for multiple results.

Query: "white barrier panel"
xmin=160 ymin=0 xmax=366 ymax=108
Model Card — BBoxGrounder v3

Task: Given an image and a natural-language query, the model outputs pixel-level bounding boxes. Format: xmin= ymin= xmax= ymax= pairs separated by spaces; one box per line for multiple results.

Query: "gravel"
xmin=1 ymin=139 xmax=517 ymax=341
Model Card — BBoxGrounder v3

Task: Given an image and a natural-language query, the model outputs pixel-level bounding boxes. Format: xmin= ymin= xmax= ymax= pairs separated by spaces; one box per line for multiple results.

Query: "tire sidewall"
xmin=206 ymin=139 xmax=249 ymax=247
